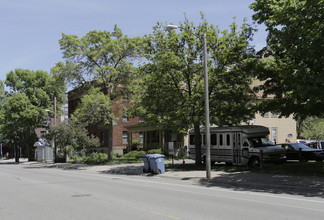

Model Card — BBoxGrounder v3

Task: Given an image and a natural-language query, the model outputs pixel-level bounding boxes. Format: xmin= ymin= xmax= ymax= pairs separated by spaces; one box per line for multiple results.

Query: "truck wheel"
xmin=248 ymin=157 xmax=260 ymax=168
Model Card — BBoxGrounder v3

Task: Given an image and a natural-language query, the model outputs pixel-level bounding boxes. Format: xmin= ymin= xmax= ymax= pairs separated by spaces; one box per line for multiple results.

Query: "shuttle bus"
xmin=188 ymin=125 xmax=286 ymax=167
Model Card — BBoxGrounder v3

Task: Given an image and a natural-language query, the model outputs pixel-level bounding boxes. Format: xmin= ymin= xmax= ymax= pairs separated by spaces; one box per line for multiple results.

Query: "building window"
xmin=139 ymin=132 xmax=143 ymax=144
xmin=271 ymin=112 xmax=278 ymax=118
xmin=122 ymin=131 xmax=128 ymax=144
xmin=139 ymin=117 xmax=144 ymax=122
xmin=262 ymin=112 xmax=269 ymax=118
xmin=271 ymin=127 xmax=278 ymax=144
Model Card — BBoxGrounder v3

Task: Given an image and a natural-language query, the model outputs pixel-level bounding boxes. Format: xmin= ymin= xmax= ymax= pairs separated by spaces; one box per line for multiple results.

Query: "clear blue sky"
xmin=0 ymin=0 xmax=266 ymax=82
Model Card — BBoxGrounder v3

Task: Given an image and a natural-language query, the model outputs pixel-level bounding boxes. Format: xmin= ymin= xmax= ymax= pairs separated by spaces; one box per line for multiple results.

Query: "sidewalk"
xmin=3 ymin=158 xmax=324 ymax=198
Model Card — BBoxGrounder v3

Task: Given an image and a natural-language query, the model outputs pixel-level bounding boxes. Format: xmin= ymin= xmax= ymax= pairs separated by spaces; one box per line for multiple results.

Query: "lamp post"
xmin=166 ymin=25 xmax=211 ymax=179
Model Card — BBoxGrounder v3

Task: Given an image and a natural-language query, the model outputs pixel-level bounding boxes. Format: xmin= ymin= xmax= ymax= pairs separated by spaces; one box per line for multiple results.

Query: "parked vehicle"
xmin=188 ymin=125 xmax=286 ymax=167
xmin=296 ymin=139 xmax=324 ymax=149
xmin=277 ymin=143 xmax=324 ymax=162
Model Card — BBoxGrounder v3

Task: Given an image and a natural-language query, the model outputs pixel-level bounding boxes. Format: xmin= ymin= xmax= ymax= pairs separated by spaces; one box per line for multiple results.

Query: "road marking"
xmin=122 ymin=203 xmax=181 ymax=219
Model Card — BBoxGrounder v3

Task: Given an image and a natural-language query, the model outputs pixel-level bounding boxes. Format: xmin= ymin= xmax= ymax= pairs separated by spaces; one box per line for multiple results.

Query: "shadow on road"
xmin=199 ymin=172 xmax=324 ymax=198
xmin=99 ymin=165 xmax=143 ymax=175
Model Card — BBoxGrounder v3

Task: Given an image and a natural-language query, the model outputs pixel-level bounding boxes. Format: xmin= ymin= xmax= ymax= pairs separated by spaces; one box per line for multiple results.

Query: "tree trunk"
xmin=107 ymin=121 xmax=113 ymax=161
xmin=194 ymin=122 xmax=202 ymax=165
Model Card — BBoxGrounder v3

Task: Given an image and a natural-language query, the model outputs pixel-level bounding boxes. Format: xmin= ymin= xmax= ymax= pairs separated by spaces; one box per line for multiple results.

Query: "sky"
xmin=0 ymin=0 xmax=267 ymax=82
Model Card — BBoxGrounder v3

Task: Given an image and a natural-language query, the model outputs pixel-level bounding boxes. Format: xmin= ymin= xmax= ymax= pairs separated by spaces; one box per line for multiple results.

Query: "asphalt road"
xmin=1 ymin=160 xmax=324 ymax=220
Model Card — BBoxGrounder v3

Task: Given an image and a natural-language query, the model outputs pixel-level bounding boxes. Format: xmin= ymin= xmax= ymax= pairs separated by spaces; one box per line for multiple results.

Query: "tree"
xmin=301 ymin=117 xmax=324 ymax=141
xmin=0 ymin=69 xmax=65 ymax=161
xmin=250 ymin=0 xmax=324 ymax=118
xmin=47 ymin=120 xmax=100 ymax=160
xmin=71 ymin=87 xmax=113 ymax=158
xmin=56 ymin=26 xmax=142 ymax=161
xmin=132 ymin=15 xmax=256 ymax=165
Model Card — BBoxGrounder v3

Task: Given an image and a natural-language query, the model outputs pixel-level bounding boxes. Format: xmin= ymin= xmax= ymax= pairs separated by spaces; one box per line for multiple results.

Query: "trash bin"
xmin=149 ymin=154 xmax=165 ymax=174
xmin=142 ymin=154 xmax=152 ymax=173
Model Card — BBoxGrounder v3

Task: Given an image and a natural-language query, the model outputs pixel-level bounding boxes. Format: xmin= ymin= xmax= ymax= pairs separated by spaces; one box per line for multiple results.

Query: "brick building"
xmin=68 ymin=84 xmax=185 ymax=155
xmin=68 ymin=85 xmax=143 ymax=155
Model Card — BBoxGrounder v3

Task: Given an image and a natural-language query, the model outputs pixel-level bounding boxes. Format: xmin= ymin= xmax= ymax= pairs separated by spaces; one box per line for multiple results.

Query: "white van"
xmin=188 ymin=125 xmax=286 ymax=167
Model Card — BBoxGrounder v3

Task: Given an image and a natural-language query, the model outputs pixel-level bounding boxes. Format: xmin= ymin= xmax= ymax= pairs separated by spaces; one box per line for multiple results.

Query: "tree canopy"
xmin=131 ymin=15 xmax=256 ymax=164
xmin=0 ymin=69 xmax=65 ymax=160
xmin=56 ymin=26 xmax=142 ymax=161
xmin=250 ymin=0 xmax=324 ymax=118
xmin=301 ymin=117 xmax=324 ymax=141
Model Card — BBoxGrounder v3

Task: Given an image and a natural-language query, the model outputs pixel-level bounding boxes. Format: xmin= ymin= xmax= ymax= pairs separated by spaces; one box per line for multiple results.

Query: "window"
xmin=226 ymin=134 xmax=231 ymax=146
xmin=139 ymin=117 xmax=144 ymax=122
xmin=262 ymin=112 xmax=269 ymax=118
xmin=189 ymin=134 xmax=202 ymax=145
xmin=271 ymin=127 xmax=278 ymax=143
xmin=271 ymin=112 xmax=278 ymax=118
xmin=211 ymin=134 xmax=217 ymax=145
xmin=122 ymin=116 xmax=129 ymax=122
xmin=122 ymin=131 xmax=128 ymax=144
xmin=122 ymin=110 xmax=129 ymax=122
xmin=139 ymin=132 xmax=143 ymax=144
xmin=189 ymin=135 xmax=194 ymax=145
xmin=219 ymin=134 xmax=223 ymax=146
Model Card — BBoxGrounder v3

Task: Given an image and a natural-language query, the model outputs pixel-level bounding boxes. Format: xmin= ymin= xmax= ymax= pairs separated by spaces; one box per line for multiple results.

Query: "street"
xmin=1 ymin=160 xmax=324 ymax=220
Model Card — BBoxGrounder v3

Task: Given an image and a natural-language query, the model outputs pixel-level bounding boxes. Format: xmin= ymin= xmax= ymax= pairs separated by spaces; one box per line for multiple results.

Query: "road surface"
xmin=1 ymin=161 xmax=324 ymax=220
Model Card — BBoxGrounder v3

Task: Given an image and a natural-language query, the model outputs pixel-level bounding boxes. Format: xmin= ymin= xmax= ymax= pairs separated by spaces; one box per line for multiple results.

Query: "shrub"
xmin=83 ymin=152 xmax=108 ymax=165
xmin=147 ymin=149 xmax=163 ymax=154
xmin=122 ymin=150 xmax=147 ymax=160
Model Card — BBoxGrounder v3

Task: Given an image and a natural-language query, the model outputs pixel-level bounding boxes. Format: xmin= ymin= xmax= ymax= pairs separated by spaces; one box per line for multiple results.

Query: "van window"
xmin=189 ymin=135 xmax=194 ymax=145
xmin=219 ymin=134 xmax=223 ymax=146
xmin=189 ymin=134 xmax=202 ymax=145
xmin=226 ymin=134 xmax=231 ymax=146
xmin=211 ymin=134 xmax=217 ymax=145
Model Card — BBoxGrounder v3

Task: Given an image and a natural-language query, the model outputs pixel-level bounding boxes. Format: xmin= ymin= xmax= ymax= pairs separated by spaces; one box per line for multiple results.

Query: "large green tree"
xmin=132 ymin=16 xmax=256 ymax=165
xmin=0 ymin=69 xmax=65 ymax=160
xmin=250 ymin=0 xmax=324 ymax=118
xmin=301 ymin=117 xmax=324 ymax=141
xmin=56 ymin=26 xmax=142 ymax=161
xmin=47 ymin=120 xmax=100 ymax=161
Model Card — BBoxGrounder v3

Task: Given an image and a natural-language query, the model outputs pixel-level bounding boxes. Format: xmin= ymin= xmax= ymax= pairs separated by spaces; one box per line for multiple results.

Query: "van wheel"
xmin=248 ymin=157 xmax=260 ymax=168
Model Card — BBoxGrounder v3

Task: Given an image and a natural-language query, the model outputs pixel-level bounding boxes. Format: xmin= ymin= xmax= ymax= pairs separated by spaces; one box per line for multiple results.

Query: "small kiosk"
xmin=34 ymin=140 xmax=53 ymax=162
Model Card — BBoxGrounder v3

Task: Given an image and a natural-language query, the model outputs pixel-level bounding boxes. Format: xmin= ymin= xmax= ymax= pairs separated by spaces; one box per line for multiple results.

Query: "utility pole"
xmin=54 ymin=97 xmax=57 ymax=162
xmin=203 ymin=33 xmax=211 ymax=179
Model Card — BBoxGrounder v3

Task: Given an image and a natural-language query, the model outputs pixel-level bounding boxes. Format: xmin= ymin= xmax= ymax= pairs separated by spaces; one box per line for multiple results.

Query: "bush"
xmin=147 ymin=149 xmax=163 ymax=154
xmin=122 ymin=150 xmax=147 ymax=160
xmin=72 ymin=152 xmax=107 ymax=165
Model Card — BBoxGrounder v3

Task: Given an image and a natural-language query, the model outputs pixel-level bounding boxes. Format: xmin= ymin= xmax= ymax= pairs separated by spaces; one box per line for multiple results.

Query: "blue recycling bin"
xmin=149 ymin=154 xmax=165 ymax=174
xmin=142 ymin=154 xmax=152 ymax=173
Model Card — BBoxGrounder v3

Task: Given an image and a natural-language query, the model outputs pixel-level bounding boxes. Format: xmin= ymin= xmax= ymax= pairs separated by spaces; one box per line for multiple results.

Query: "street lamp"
xmin=165 ymin=25 xmax=211 ymax=179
